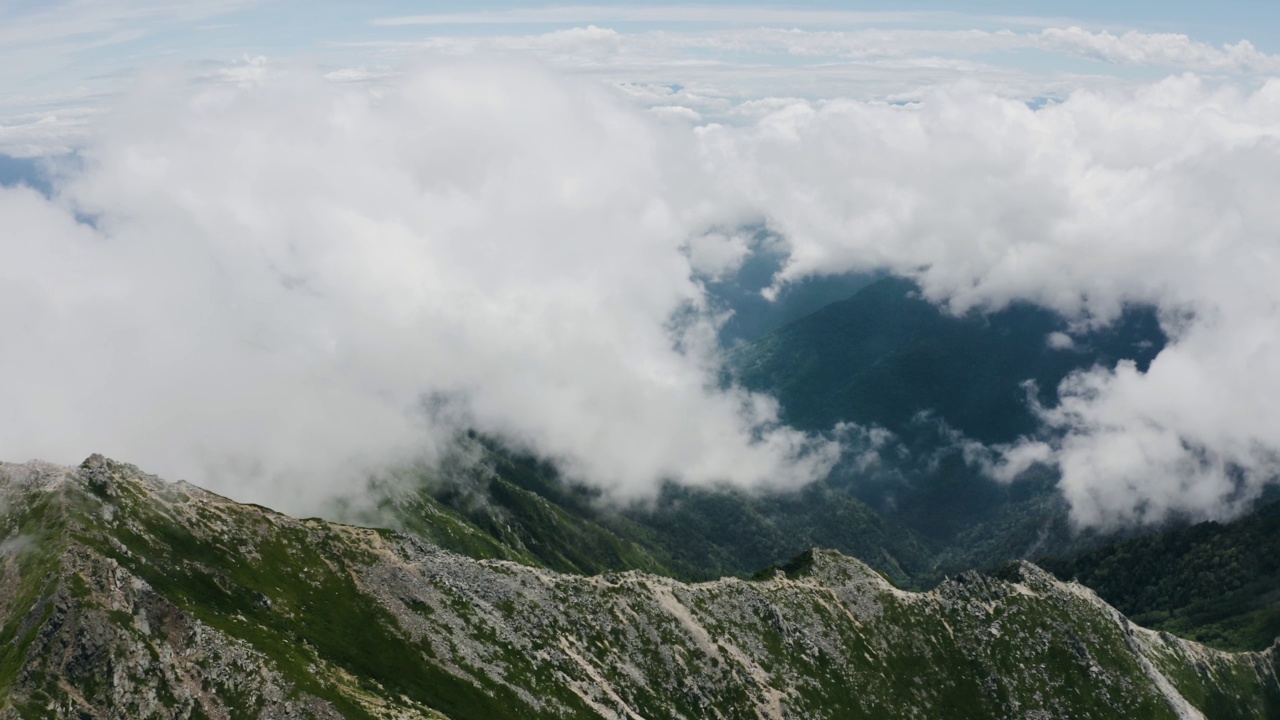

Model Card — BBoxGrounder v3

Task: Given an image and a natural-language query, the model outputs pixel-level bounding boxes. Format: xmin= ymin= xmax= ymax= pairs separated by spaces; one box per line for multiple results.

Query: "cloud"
xmin=0 ymin=60 xmax=838 ymax=513
xmin=9 ymin=53 xmax=1280 ymax=531
xmin=1039 ymin=27 xmax=1280 ymax=74
xmin=1046 ymin=331 xmax=1076 ymax=350
xmin=695 ymin=74 xmax=1280 ymax=527
xmin=369 ymin=7 xmax=945 ymax=28
xmin=0 ymin=104 xmax=104 ymax=158
xmin=11 ymin=12 xmax=1275 ymax=159
xmin=685 ymin=231 xmax=751 ymax=280
xmin=378 ymin=25 xmax=1280 ymax=85
xmin=308 ymin=24 xmax=1280 ymax=141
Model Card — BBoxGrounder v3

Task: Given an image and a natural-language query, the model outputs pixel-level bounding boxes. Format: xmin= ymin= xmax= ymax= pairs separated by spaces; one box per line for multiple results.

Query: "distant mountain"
xmin=700 ymin=234 xmax=875 ymax=346
xmin=5 ymin=456 xmax=1278 ymax=719
xmin=731 ymin=275 xmax=1165 ymax=444
xmin=726 ymin=276 xmax=1164 ymax=563
xmin=1042 ymin=500 xmax=1280 ymax=652
xmin=352 ymin=436 xmax=933 ymax=586
xmin=365 ymin=278 xmax=1170 ymax=592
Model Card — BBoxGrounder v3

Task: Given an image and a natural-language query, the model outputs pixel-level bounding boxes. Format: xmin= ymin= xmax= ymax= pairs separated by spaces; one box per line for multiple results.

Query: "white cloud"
xmin=11 ymin=10 xmax=1277 ymax=158
xmin=370 ymin=7 xmax=946 ymax=28
xmin=9 ymin=43 xmax=1280 ymax=530
xmin=648 ymin=104 xmax=703 ymax=123
xmin=684 ymin=231 xmax=751 ymax=280
xmin=1040 ymin=27 xmax=1280 ymax=74
xmin=0 ymin=60 xmax=837 ymax=513
xmin=0 ymin=106 xmax=103 ymax=157
xmin=305 ymin=24 xmax=1280 ymax=140
xmin=694 ymin=73 xmax=1280 ymax=527
xmin=1046 ymin=331 xmax=1075 ymax=350
xmin=380 ymin=25 xmax=1280 ymax=85
xmin=215 ymin=55 xmax=270 ymax=86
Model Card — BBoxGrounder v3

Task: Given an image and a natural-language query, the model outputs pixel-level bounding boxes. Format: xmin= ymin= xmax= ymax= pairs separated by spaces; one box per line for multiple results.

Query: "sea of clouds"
xmin=5 ymin=48 xmax=1280 ymax=528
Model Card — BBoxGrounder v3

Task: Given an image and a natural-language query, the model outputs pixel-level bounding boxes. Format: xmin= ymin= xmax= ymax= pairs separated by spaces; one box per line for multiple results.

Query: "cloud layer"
xmin=0 ymin=61 xmax=837 ymax=512
xmin=7 ymin=58 xmax=1280 ymax=529
xmin=8 ymin=7 xmax=1278 ymax=158
xmin=697 ymin=74 xmax=1280 ymax=527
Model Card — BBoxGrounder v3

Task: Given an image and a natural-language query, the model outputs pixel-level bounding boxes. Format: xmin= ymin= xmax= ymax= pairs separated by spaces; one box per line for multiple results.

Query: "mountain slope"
xmin=1042 ymin=499 xmax=1280 ymax=652
xmin=361 ymin=438 xmax=934 ymax=585
xmin=2 ymin=456 xmax=1278 ymax=719
xmin=721 ymin=276 xmax=1165 ymax=571
xmin=350 ymin=279 xmax=1168 ymax=592
xmin=731 ymin=275 xmax=1165 ymax=444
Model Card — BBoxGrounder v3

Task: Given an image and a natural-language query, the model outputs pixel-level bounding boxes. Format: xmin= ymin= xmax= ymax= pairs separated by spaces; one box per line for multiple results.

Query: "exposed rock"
xmin=0 ymin=458 xmax=1276 ymax=719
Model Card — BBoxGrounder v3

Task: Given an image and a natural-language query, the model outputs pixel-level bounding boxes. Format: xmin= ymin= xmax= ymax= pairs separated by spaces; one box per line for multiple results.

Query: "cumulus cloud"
xmin=9 ymin=51 xmax=1280 ymax=530
xmin=1046 ymin=332 xmax=1076 ymax=350
xmin=0 ymin=60 xmax=838 ymax=513
xmin=696 ymin=74 xmax=1280 ymax=527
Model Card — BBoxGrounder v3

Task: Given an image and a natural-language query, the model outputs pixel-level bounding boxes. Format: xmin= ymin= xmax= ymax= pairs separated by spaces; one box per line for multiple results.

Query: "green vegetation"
xmin=3 ymin=459 xmax=1279 ymax=718
xmin=0 ymin=485 xmax=74 ymax=700
xmin=1042 ymin=499 xmax=1280 ymax=651
xmin=353 ymin=277 xmax=1279 ymax=666
xmin=726 ymin=277 xmax=1162 ymax=555
xmin=84 ymin=478 xmax=548 ymax=719
xmin=730 ymin=275 xmax=1164 ymax=443
xmin=3 ymin=275 xmax=1276 ymax=717
xmin=362 ymin=277 xmax=1162 ymax=594
xmin=364 ymin=437 xmax=933 ymax=586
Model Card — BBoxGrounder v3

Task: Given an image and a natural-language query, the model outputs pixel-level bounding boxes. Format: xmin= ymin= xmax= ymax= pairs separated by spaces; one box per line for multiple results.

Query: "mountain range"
xmin=4 ymin=275 xmax=1278 ymax=717
xmin=4 ymin=456 xmax=1279 ymax=719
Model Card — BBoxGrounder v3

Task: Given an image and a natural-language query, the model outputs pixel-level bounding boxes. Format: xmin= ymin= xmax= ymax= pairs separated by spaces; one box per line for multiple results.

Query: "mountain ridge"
xmin=2 ymin=456 xmax=1278 ymax=718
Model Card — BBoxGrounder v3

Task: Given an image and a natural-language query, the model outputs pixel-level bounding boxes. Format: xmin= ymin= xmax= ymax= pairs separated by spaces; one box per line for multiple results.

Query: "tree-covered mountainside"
xmin=1042 ymin=500 xmax=1280 ymax=652
xmin=351 ymin=436 xmax=934 ymax=586
xmin=351 ymin=278 xmax=1171 ymax=595
xmin=730 ymin=275 xmax=1165 ymax=444
xmin=4 ymin=456 xmax=1280 ymax=719
xmin=723 ymin=275 xmax=1165 ymax=563
xmin=699 ymin=232 xmax=875 ymax=346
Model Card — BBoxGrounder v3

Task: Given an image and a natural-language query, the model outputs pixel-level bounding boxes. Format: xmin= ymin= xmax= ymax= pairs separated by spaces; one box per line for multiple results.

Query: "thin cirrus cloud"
xmin=7 ymin=4 xmax=1279 ymax=157
xmin=368 ymin=7 xmax=955 ymax=28
xmin=405 ymin=25 xmax=1280 ymax=75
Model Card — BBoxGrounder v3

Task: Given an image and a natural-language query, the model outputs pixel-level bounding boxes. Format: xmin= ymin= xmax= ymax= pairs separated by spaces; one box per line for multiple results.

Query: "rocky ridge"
xmin=1 ymin=456 xmax=1277 ymax=718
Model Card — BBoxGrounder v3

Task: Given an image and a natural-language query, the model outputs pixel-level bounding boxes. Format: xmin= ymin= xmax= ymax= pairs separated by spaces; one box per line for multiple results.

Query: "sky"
xmin=5 ymin=1 xmax=1280 ymax=528
xmin=7 ymin=0 xmax=1280 ymax=156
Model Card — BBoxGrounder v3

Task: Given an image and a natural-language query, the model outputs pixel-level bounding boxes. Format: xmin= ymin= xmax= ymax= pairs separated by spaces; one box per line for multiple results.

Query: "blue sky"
xmin=6 ymin=2 xmax=1280 ymax=155
xmin=5 ymin=3 xmax=1279 ymax=82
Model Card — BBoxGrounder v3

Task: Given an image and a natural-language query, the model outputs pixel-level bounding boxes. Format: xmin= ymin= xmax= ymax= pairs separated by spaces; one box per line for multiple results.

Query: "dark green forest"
xmin=1042 ymin=499 xmax=1280 ymax=651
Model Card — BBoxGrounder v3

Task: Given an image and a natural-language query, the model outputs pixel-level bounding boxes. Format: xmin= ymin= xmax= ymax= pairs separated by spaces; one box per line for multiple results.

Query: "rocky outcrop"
xmin=0 ymin=457 xmax=1277 ymax=719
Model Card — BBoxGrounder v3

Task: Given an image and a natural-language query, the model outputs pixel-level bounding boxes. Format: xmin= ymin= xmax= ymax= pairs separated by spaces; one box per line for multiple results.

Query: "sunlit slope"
xmin=1 ymin=457 xmax=1277 ymax=719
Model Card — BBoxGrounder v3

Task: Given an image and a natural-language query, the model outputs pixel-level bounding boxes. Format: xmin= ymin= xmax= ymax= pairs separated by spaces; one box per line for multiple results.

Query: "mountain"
xmin=722 ymin=275 xmax=1165 ymax=570
xmin=731 ymin=275 xmax=1165 ymax=444
xmin=349 ymin=278 xmax=1171 ymax=593
xmin=353 ymin=437 xmax=933 ymax=586
xmin=4 ymin=456 xmax=1280 ymax=719
xmin=699 ymin=233 xmax=875 ymax=346
xmin=1042 ymin=499 xmax=1280 ymax=652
